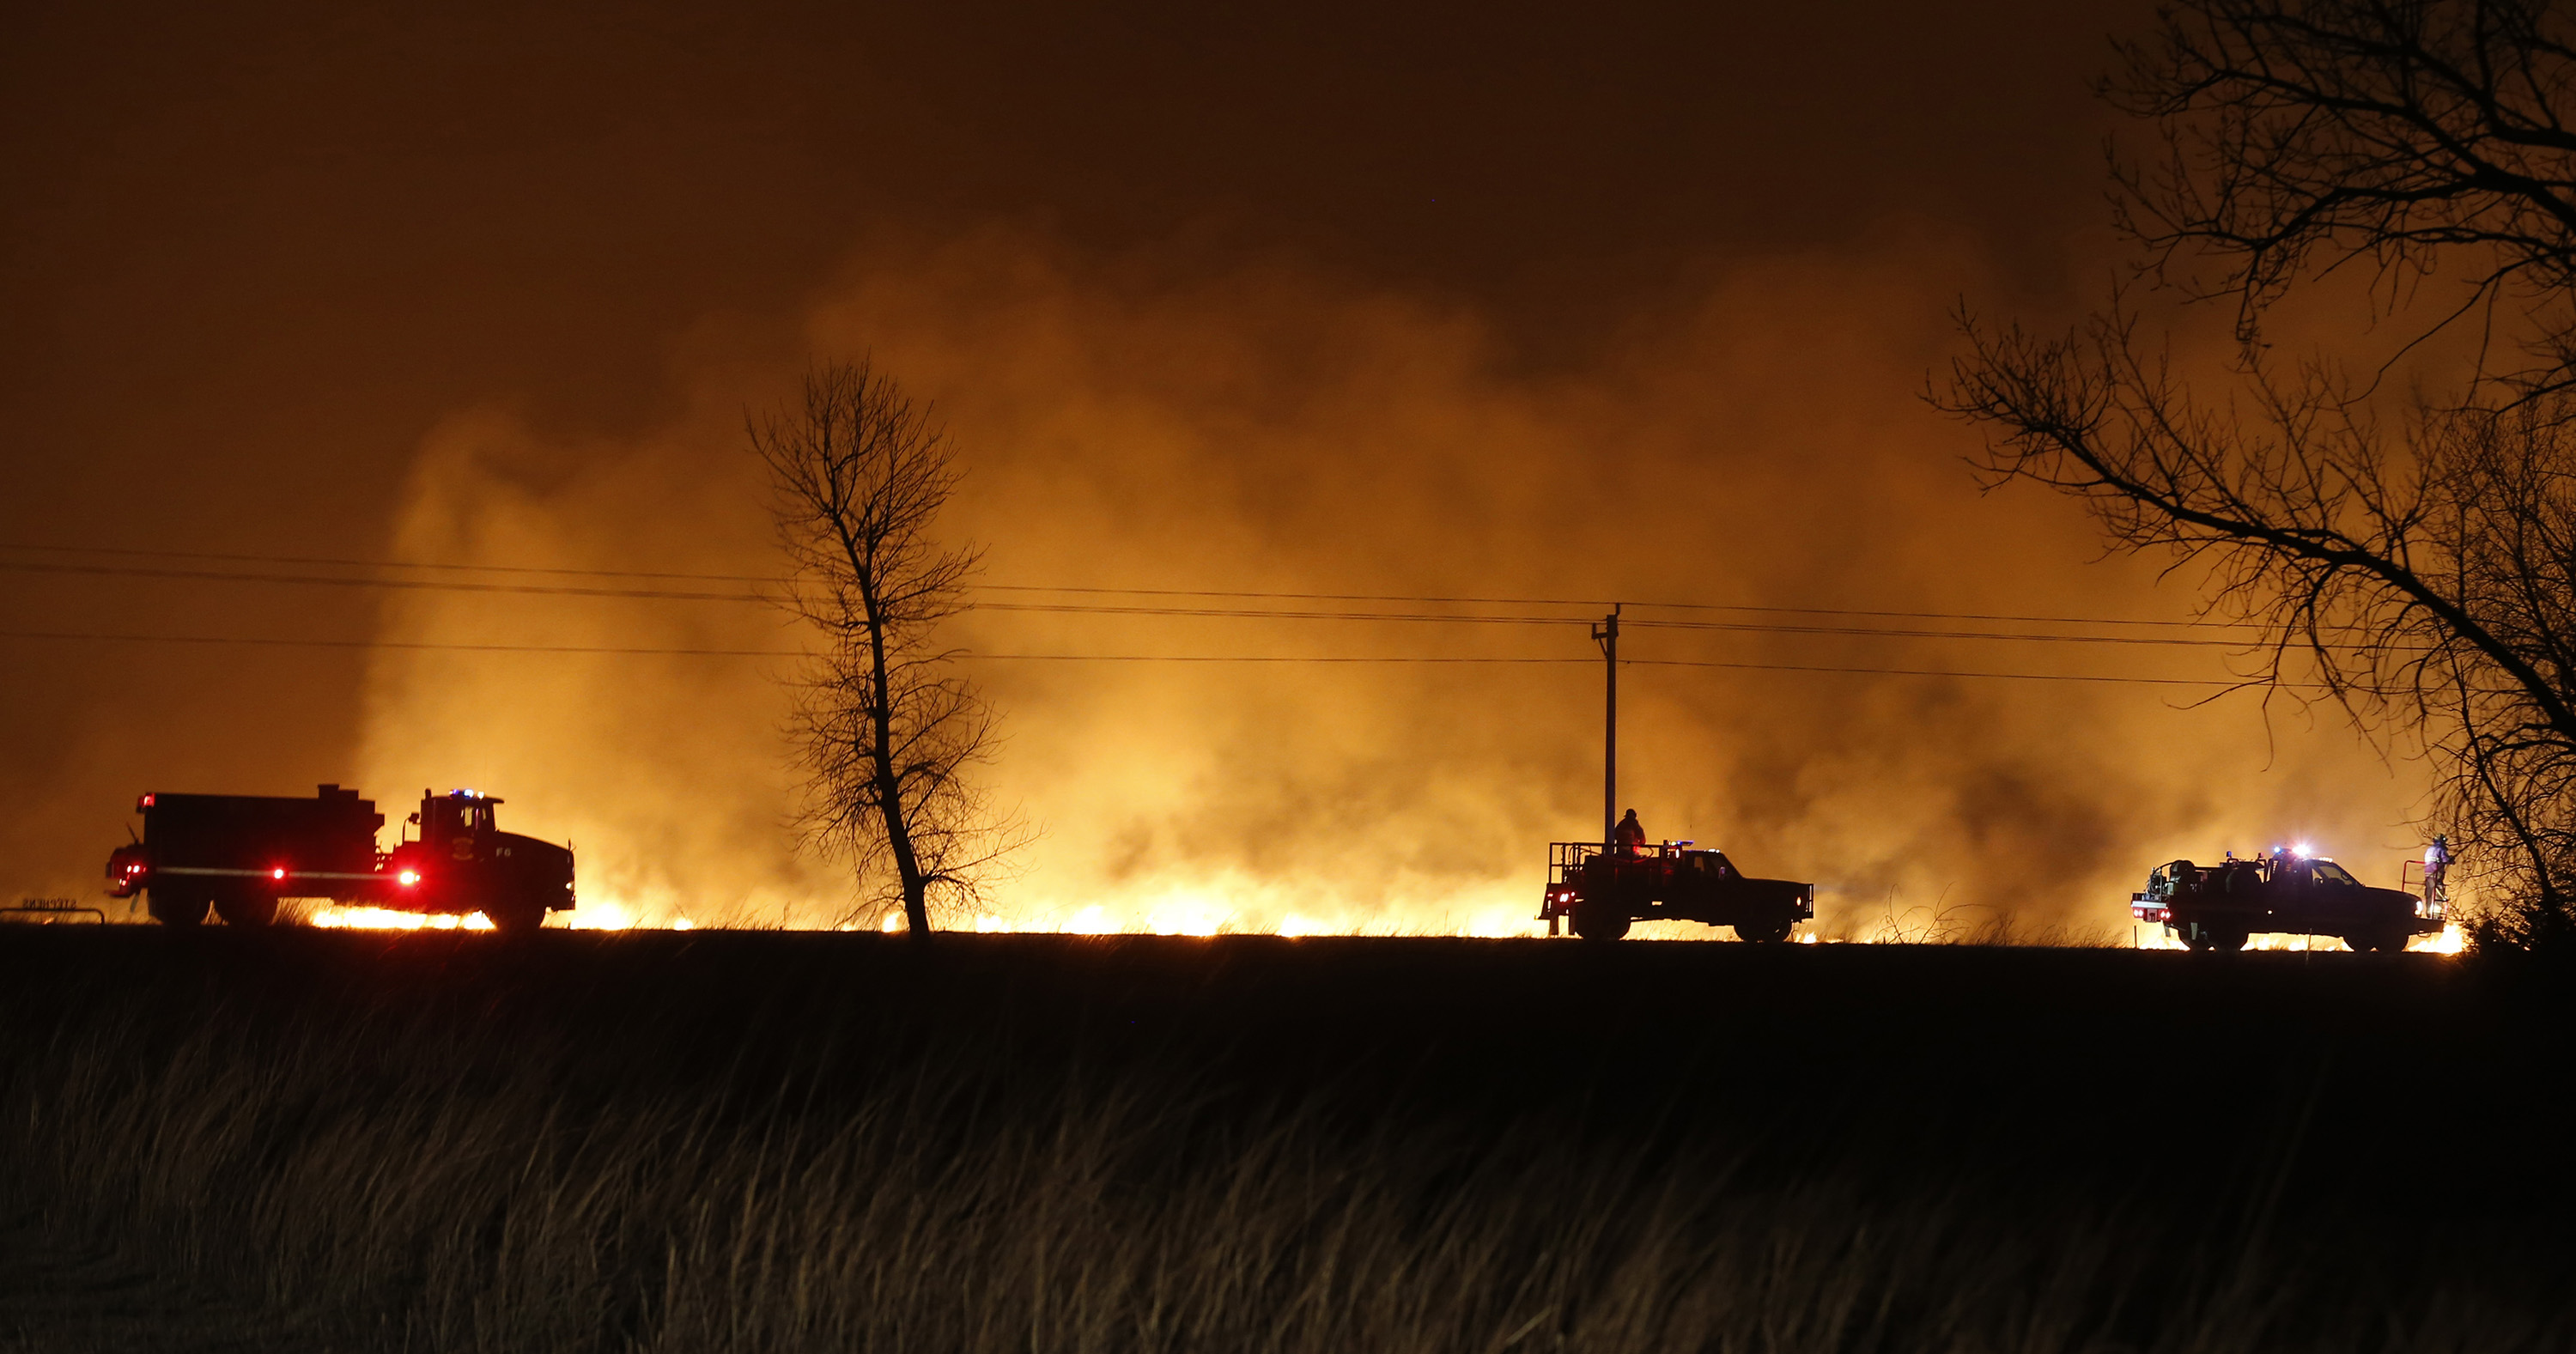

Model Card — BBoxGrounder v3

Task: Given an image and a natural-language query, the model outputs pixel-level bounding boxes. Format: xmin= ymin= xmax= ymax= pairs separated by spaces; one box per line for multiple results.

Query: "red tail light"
xmin=271 ymin=867 xmax=287 ymax=880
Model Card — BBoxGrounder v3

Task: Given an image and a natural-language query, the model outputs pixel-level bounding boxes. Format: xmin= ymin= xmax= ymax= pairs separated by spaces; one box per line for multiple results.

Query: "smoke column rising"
xmin=348 ymin=227 xmax=2426 ymax=934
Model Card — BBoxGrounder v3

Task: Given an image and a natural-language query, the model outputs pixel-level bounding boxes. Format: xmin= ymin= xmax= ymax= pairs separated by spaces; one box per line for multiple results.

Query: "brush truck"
xmin=106 ymin=785 xmax=574 ymax=932
xmin=1540 ymin=841 xmax=1815 ymax=942
xmin=2128 ymin=851 xmax=2442 ymax=952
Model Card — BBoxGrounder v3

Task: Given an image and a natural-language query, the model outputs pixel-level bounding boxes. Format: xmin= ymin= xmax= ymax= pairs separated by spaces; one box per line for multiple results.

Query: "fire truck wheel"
xmin=147 ymin=890 xmax=208 ymax=927
xmin=488 ymin=899 xmax=546 ymax=935
xmin=212 ymin=894 xmax=278 ymax=927
xmin=1571 ymin=902 xmax=1631 ymax=942
xmin=1735 ymin=917 xmax=1795 ymax=944
xmin=2348 ymin=926 xmax=2407 ymax=953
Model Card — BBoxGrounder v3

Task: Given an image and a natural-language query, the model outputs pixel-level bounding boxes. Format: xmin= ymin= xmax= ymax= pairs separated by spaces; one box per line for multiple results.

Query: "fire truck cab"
xmin=383 ymin=790 xmax=575 ymax=932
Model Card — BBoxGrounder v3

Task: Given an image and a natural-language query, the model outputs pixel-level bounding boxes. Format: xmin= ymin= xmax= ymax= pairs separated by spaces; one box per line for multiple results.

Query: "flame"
xmin=1146 ymin=902 xmax=1225 ymax=936
xmin=2411 ymin=923 xmax=2466 ymax=955
xmin=561 ymin=902 xmax=635 ymax=930
xmin=300 ymin=897 xmax=680 ymax=932
xmin=2129 ymin=923 xmax=2468 ymax=956
xmin=309 ymin=906 xmax=495 ymax=932
xmin=939 ymin=902 xmax=1551 ymax=938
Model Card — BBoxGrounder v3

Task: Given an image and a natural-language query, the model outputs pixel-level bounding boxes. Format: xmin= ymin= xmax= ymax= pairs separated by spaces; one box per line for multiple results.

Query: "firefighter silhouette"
xmin=1613 ymin=809 xmax=1647 ymax=858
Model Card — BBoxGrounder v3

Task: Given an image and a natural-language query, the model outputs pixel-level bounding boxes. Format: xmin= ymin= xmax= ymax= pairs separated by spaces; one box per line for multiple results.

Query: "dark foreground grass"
xmin=2 ymin=931 xmax=2571 ymax=1352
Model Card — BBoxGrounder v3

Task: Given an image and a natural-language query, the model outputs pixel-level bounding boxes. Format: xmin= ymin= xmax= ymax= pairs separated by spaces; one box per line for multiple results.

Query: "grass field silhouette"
xmin=2 ymin=931 xmax=2566 ymax=1352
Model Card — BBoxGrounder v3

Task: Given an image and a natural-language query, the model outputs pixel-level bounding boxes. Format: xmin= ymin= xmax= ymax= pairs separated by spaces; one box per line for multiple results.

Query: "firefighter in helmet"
xmin=1613 ymin=809 xmax=1648 ymax=858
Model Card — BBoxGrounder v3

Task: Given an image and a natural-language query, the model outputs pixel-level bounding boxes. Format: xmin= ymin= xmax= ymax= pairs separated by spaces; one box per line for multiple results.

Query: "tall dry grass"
xmin=0 ymin=936 xmax=2562 ymax=1352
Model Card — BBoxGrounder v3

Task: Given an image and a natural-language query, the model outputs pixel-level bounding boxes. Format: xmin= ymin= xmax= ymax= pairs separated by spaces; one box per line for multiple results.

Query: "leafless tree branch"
xmin=2106 ymin=0 xmax=2576 ymax=398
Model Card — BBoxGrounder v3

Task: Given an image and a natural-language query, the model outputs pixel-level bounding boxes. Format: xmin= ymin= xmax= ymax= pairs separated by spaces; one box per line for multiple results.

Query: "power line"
xmin=988 ymin=586 xmax=2266 ymax=632
xmin=0 ymin=542 xmax=781 ymax=585
xmin=0 ymin=559 xmax=769 ymax=603
xmin=0 ymin=540 xmax=2263 ymax=631
xmin=0 ymin=629 xmax=791 ymax=658
xmin=0 ymin=559 xmax=2346 ymax=650
xmin=977 ymin=652 xmax=2279 ymax=687
xmin=1623 ymin=658 xmax=2287 ymax=688
xmin=0 ymin=627 xmax=2277 ymax=685
xmin=933 ymin=602 xmax=2384 ymax=650
xmin=1620 ymin=617 xmax=2378 ymax=650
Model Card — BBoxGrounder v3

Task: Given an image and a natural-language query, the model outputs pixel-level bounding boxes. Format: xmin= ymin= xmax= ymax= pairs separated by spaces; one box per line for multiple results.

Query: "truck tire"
xmin=1735 ymin=917 xmax=1795 ymax=944
xmin=1571 ymin=902 xmax=1631 ymax=942
xmin=148 ymin=889 xmax=207 ymax=927
xmin=2186 ymin=923 xmax=2249 ymax=953
xmin=212 ymin=894 xmax=278 ymax=927
xmin=487 ymin=898 xmax=547 ymax=935
xmin=2348 ymin=926 xmax=2408 ymax=953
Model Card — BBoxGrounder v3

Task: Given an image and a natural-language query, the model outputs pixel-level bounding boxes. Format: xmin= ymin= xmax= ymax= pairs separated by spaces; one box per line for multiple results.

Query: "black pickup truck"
xmin=1540 ymin=841 xmax=1815 ymax=943
xmin=2129 ymin=850 xmax=2442 ymax=952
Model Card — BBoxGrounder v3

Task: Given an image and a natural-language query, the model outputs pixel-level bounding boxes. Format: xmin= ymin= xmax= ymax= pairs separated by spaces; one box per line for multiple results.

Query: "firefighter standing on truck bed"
xmin=1613 ymin=809 xmax=1647 ymax=857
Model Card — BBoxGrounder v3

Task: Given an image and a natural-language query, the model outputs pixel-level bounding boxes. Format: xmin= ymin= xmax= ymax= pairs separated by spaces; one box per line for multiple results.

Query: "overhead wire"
xmin=0 ymin=559 xmax=769 ymax=604
xmin=0 ymin=540 xmax=2272 ymax=631
xmin=0 ymin=539 xmax=2365 ymax=684
xmin=0 ymin=627 xmax=2289 ymax=686
xmin=0 ymin=556 xmax=2366 ymax=649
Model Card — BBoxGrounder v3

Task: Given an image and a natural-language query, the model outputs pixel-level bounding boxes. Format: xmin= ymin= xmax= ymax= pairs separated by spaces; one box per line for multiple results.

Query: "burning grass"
xmin=0 ymin=932 xmax=2564 ymax=1352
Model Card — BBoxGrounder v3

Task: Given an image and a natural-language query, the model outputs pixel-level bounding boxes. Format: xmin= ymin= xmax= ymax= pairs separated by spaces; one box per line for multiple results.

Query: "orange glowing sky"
xmin=1 ymin=0 xmax=2443 ymax=937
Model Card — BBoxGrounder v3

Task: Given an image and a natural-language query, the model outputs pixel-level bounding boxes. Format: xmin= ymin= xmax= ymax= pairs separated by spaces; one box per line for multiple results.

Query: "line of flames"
xmin=306 ymin=902 xmax=676 ymax=932
xmin=294 ymin=902 xmax=2467 ymax=953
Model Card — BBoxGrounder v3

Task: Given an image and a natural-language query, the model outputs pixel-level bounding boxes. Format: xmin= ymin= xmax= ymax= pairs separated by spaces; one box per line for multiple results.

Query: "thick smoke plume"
xmin=352 ymin=228 xmax=2425 ymax=935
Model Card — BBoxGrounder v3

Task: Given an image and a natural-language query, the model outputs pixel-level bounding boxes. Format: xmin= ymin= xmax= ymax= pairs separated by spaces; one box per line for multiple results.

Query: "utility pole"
xmin=1593 ymin=604 xmax=1620 ymax=848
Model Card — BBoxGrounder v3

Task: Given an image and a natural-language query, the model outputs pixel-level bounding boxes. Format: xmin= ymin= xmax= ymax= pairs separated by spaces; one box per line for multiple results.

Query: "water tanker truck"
xmin=106 ymin=785 xmax=574 ymax=932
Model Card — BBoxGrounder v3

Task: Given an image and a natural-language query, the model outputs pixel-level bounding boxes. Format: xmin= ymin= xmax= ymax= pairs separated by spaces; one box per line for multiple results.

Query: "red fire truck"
xmin=106 ymin=785 xmax=574 ymax=932
xmin=1540 ymin=841 xmax=1815 ymax=942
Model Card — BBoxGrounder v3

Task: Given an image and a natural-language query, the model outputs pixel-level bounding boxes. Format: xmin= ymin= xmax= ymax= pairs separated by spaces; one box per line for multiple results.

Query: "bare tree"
xmin=755 ymin=360 xmax=1016 ymax=934
xmin=2106 ymin=0 xmax=2576 ymax=397
xmin=1940 ymin=0 xmax=2576 ymax=946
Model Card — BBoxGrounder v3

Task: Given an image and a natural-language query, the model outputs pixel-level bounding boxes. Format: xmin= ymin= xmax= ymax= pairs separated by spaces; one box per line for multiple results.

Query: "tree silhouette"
xmin=755 ymin=359 xmax=1019 ymax=933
